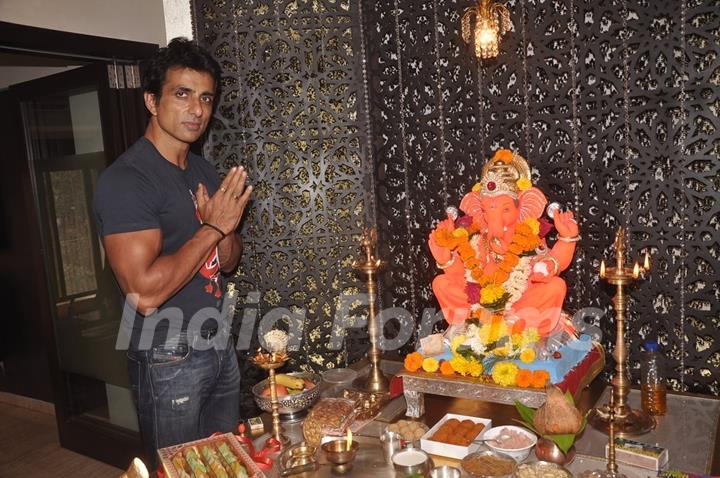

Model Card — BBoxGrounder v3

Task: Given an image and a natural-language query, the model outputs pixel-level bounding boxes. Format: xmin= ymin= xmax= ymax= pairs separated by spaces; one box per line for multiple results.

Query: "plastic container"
xmin=640 ymin=341 xmax=667 ymax=416
xmin=320 ymin=368 xmax=358 ymax=397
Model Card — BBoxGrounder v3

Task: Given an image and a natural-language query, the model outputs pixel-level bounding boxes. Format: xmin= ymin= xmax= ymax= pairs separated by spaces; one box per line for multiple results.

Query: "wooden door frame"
xmin=1 ymin=22 xmax=157 ymax=468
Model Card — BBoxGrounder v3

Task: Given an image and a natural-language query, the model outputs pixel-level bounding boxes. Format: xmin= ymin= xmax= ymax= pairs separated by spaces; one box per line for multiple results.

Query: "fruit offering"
xmin=429 ymin=418 xmax=486 ymax=446
xmin=260 ymin=374 xmax=316 ymax=397
xmin=386 ymin=419 xmax=429 ymax=442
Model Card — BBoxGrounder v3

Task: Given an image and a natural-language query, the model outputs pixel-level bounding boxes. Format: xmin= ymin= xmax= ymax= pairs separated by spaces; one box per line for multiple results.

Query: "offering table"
xmin=238 ymin=360 xmax=719 ymax=476
xmin=397 ymin=343 xmax=604 ymax=419
xmin=397 ymin=371 xmax=547 ymax=418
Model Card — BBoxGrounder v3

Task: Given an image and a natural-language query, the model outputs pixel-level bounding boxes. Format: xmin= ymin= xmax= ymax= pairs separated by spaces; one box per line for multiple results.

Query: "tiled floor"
xmin=0 ymin=402 xmax=123 ymax=478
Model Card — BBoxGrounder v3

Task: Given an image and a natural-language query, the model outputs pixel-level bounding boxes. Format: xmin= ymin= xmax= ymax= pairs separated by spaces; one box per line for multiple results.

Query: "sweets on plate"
xmin=461 ymin=452 xmax=517 ymax=477
xmin=429 ymin=418 xmax=486 ymax=446
xmin=303 ymin=397 xmax=357 ymax=447
xmin=158 ymin=433 xmax=260 ymax=478
xmin=386 ymin=419 xmax=429 ymax=441
xmin=487 ymin=427 xmax=533 ymax=449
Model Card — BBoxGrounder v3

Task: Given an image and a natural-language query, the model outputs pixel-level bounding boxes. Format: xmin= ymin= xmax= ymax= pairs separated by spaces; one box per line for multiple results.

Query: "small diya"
xmin=320 ymin=430 xmax=359 ymax=474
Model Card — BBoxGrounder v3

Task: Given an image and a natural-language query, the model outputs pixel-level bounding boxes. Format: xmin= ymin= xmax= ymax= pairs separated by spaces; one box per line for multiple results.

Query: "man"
xmin=94 ymin=38 xmax=252 ymax=465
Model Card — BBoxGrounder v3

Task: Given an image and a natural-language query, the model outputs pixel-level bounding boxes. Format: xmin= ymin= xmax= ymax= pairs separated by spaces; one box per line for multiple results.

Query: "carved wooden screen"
xmin=364 ymin=0 xmax=720 ymax=394
xmin=193 ymin=0 xmax=720 ymax=394
xmin=192 ymin=0 xmax=375 ymax=377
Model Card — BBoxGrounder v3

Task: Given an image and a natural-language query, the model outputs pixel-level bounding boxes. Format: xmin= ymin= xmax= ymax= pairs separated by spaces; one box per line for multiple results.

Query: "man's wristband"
xmin=202 ymin=222 xmax=226 ymax=239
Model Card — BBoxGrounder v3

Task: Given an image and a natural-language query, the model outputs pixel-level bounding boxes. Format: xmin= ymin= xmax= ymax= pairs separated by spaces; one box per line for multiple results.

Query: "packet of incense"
xmin=605 ymin=437 xmax=668 ymax=471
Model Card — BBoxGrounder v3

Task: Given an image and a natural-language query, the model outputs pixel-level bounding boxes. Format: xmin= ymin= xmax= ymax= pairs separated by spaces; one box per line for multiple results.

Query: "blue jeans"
xmin=127 ymin=334 xmax=240 ymax=468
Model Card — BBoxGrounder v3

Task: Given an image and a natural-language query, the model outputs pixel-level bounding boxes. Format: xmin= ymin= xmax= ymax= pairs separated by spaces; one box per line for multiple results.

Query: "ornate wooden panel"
xmin=192 ymin=0 xmax=375 ymax=391
xmin=193 ymin=0 xmax=720 ymax=394
xmin=364 ymin=0 xmax=720 ymax=394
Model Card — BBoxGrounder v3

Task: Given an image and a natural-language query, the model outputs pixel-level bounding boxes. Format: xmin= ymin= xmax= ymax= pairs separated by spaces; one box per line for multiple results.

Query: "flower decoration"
xmin=531 ymin=370 xmax=550 ymax=388
xmin=435 ymin=215 xmax=541 ymax=313
xmin=449 ymin=355 xmax=468 ymax=375
xmin=422 ymin=357 xmax=439 ymax=373
xmin=404 ymin=352 xmax=424 ymax=372
xmin=524 ymin=217 xmax=540 ymax=235
xmin=516 ymin=369 xmax=533 ymax=388
xmin=264 ymin=329 xmax=289 ymax=353
xmin=440 ymin=360 xmax=455 ymax=376
xmin=516 ymin=177 xmax=532 ymax=191
xmin=520 ymin=348 xmax=536 ymax=364
xmin=493 ymin=148 xmax=514 ymax=164
xmin=491 ymin=361 xmax=518 ymax=386
xmin=467 ymin=360 xmax=484 ymax=377
xmin=539 ymin=217 xmax=554 ymax=238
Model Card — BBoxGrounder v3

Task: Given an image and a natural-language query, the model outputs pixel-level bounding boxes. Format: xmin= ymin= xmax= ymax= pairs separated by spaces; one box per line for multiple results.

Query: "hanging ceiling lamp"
xmin=461 ymin=0 xmax=512 ymax=59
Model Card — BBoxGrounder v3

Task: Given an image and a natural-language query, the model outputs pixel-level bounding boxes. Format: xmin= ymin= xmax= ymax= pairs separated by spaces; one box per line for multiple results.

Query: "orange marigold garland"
xmin=404 ymin=352 xmax=424 ymax=372
xmin=493 ymin=148 xmax=514 ymax=164
xmin=439 ymin=360 xmax=455 ymax=376
xmin=516 ymin=369 xmax=533 ymax=388
xmin=530 ymin=369 xmax=550 ymax=388
xmin=435 ymin=217 xmax=541 ymax=311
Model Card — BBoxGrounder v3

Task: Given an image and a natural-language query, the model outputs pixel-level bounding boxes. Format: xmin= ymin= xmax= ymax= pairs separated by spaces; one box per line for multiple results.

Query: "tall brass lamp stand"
xmin=352 ymin=228 xmax=389 ymax=393
xmin=588 ymin=227 xmax=655 ymax=436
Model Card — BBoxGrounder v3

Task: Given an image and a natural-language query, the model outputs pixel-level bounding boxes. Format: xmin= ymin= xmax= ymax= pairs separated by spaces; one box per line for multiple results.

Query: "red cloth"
xmin=557 ymin=344 xmax=603 ymax=396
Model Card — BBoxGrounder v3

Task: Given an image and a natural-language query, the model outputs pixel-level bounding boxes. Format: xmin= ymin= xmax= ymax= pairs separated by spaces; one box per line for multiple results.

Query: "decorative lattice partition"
xmin=193 ymin=0 xmax=720 ymax=395
xmin=192 ymin=0 xmax=377 ymax=394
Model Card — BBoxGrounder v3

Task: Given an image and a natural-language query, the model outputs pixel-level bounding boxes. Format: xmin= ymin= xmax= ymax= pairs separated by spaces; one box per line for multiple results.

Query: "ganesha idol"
xmin=429 ymin=149 xmax=580 ymax=338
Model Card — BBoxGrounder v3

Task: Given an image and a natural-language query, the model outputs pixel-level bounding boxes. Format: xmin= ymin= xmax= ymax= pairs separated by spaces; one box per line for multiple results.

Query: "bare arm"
xmin=105 ymin=166 xmax=252 ymax=314
xmin=103 ymin=226 xmax=223 ymax=315
xmin=218 ymin=232 xmax=242 ymax=273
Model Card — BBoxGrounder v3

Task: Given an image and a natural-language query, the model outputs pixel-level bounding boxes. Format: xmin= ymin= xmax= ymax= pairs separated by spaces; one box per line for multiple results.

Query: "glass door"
xmin=13 ymin=63 xmax=146 ymax=466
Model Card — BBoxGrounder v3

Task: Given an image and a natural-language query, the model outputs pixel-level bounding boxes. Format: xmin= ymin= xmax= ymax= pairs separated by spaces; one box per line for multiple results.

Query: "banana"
xmin=275 ymin=374 xmax=305 ymax=390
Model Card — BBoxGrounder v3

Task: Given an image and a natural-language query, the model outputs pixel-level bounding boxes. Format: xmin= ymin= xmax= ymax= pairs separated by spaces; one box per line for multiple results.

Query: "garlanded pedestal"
xmin=398 ymin=344 xmax=603 ymax=418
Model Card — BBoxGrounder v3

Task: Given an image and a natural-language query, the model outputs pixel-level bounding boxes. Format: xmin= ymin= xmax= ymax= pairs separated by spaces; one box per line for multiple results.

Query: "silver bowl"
xmin=516 ymin=461 xmax=572 ymax=478
xmin=461 ymin=450 xmax=518 ymax=478
xmin=251 ymin=372 xmax=321 ymax=422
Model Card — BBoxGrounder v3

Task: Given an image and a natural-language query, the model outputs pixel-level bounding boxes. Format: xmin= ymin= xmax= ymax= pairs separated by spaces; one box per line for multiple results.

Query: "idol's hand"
xmin=529 ymin=259 xmax=556 ymax=283
xmin=429 ymin=218 xmax=455 ymax=264
xmin=554 ymin=210 xmax=578 ymax=238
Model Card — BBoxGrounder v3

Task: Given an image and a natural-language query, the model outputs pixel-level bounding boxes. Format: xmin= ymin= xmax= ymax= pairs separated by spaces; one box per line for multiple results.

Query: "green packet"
xmin=658 ymin=472 xmax=719 ymax=478
xmin=605 ymin=437 xmax=668 ymax=471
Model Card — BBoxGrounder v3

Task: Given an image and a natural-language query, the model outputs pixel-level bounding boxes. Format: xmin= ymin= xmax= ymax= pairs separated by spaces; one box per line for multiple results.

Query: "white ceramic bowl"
xmin=482 ymin=425 xmax=537 ymax=462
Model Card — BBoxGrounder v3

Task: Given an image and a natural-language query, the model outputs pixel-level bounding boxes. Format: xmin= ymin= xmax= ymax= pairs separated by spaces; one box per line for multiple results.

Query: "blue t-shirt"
xmin=94 ymin=137 xmax=224 ymax=349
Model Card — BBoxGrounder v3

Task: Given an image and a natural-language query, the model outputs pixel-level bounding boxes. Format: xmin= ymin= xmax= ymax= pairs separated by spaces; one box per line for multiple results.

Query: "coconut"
xmin=532 ymin=385 xmax=582 ymax=435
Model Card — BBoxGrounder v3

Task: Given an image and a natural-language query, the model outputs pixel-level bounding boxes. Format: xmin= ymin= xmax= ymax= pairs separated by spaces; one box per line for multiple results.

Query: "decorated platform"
xmin=398 ymin=342 xmax=605 ymax=417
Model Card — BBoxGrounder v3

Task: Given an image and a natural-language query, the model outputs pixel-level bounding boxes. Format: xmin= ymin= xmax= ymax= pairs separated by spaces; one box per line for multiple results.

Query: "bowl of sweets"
xmin=461 ymin=450 xmax=517 ymax=478
xmin=482 ymin=425 xmax=537 ymax=462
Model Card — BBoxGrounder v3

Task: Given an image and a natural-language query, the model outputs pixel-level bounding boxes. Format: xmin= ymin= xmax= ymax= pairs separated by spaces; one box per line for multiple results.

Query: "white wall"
xmin=162 ymin=0 xmax=194 ymax=42
xmin=0 ymin=0 xmax=168 ymax=46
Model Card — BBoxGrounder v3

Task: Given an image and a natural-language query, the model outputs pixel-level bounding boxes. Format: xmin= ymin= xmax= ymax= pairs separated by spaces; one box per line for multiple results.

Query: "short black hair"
xmin=141 ymin=37 xmax=221 ymax=98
